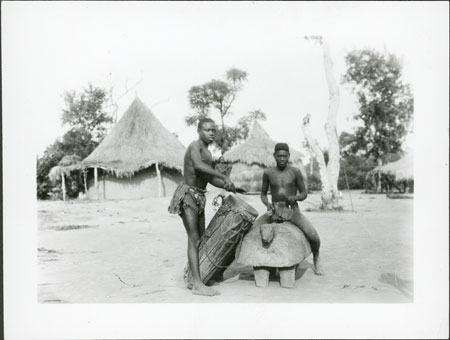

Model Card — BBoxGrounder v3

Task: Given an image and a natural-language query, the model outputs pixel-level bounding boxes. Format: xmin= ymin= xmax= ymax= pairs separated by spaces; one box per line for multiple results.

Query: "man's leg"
xmin=290 ymin=210 xmax=325 ymax=275
xmin=251 ymin=212 xmax=272 ymax=230
xmin=181 ymin=208 xmax=219 ymax=296
xmin=198 ymin=213 xmax=206 ymax=237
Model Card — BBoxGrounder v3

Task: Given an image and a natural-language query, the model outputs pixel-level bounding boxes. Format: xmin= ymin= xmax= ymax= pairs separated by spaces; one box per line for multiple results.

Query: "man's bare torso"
xmin=184 ymin=140 xmax=213 ymax=190
xmin=266 ymin=166 xmax=301 ymax=202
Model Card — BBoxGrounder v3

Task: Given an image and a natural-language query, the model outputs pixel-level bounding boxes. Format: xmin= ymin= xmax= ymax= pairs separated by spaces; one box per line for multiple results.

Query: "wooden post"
xmin=61 ymin=173 xmax=66 ymax=202
xmin=155 ymin=162 xmax=163 ymax=197
xmin=102 ymin=172 xmax=106 ymax=200
xmin=94 ymin=167 xmax=98 ymax=200
xmin=83 ymin=170 xmax=88 ymax=194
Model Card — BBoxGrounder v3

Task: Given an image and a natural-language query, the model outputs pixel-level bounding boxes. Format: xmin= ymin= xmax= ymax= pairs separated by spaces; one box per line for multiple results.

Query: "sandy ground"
xmin=37 ymin=189 xmax=413 ymax=303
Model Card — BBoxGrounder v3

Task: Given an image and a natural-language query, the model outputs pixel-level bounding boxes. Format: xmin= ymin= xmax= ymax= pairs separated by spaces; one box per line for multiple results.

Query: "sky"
xmin=2 ymin=1 xmax=432 ymax=160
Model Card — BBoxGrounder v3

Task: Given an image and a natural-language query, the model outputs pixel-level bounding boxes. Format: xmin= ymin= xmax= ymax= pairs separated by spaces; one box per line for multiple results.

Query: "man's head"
xmin=273 ymin=142 xmax=290 ymax=169
xmin=218 ymin=156 xmax=225 ymax=163
xmin=197 ymin=118 xmax=217 ymax=144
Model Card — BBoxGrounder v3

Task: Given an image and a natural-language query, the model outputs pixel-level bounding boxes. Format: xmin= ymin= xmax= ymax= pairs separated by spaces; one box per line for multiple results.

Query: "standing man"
xmin=253 ymin=143 xmax=324 ymax=275
xmin=214 ymin=156 xmax=232 ymax=177
xmin=168 ymin=118 xmax=236 ymax=296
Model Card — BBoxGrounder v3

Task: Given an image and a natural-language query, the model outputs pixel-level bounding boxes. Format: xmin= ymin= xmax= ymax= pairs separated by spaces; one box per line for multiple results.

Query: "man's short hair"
xmin=274 ymin=142 xmax=290 ymax=153
xmin=198 ymin=117 xmax=216 ymax=129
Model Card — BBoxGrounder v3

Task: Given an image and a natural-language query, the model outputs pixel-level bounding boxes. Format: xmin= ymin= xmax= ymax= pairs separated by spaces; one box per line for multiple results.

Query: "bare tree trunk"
xmin=302 ymin=37 xmax=341 ymax=210
xmin=376 ymin=157 xmax=382 ymax=193
xmin=302 ymin=116 xmax=332 ymax=207
xmin=301 ymin=37 xmax=341 ymax=210
xmin=322 ymin=39 xmax=341 ymax=209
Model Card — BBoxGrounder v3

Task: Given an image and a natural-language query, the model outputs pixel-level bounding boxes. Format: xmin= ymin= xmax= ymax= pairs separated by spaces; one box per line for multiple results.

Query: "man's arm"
xmin=261 ymin=170 xmax=272 ymax=210
xmin=209 ymin=176 xmax=236 ymax=192
xmin=287 ymin=168 xmax=308 ymax=205
xmin=189 ymin=142 xmax=230 ymax=182
xmin=295 ymin=168 xmax=308 ymax=201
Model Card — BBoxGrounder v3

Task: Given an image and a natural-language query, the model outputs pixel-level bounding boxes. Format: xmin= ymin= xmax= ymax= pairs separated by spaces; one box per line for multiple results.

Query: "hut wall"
xmin=86 ymin=166 xmax=182 ymax=200
xmin=229 ymin=163 xmax=266 ymax=193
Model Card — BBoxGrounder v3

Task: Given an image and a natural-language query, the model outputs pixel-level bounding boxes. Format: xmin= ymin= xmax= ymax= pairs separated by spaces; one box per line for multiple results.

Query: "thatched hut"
xmin=82 ymin=97 xmax=185 ymax=199
xmin=375 ymin=152 xmax=413 ymax=181
xmin=49 ymin=155 xmax=84 ymax=201
xmin=367 ymin=152 xmax=414 ymax=193
xmin=223 ymin=122 xmax=307 ymax=193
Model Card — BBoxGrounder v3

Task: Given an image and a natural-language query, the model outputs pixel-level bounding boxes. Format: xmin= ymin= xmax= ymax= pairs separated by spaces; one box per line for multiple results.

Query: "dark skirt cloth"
xmin=168 ymin=182 xmax=207 ymax=216
xmin=268 ymin=201 xmax=299 ymax=222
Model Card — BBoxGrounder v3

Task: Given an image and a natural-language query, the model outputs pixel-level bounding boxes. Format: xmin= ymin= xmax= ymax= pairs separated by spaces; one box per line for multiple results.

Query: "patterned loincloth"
xmin=268 ymin=201 xmax=299 ymax=222
xmin=168 ymin=182 xmax=207 ymax=216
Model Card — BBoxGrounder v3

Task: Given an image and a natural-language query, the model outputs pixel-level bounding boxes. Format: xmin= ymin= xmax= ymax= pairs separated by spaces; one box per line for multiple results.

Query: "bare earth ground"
xmin=37 ymin=189 xmax=413 ymax=303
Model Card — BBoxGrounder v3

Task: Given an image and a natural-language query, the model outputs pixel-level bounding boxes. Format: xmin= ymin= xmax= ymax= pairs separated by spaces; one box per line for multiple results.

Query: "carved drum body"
xmin=236 ymin=222 xmax=312 ymax=288
xmin=184 ymin=194 xmax=258 ymax=287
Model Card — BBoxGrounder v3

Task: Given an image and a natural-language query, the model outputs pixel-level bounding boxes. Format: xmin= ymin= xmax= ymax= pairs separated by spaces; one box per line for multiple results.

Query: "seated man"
xmin=252 ymin=142 xmax=324 ymax=275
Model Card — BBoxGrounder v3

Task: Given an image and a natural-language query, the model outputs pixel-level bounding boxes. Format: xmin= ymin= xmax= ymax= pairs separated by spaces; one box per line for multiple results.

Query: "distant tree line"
xmin=37 ymin=84 xmax=113 ymax=199
xmin=305 ymin=48 xmax=413 ymax=192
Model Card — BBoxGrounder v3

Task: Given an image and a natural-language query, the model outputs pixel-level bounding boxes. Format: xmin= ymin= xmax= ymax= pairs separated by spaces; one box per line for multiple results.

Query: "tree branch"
xmin=301 ymin=114 xmax=330 ymax=192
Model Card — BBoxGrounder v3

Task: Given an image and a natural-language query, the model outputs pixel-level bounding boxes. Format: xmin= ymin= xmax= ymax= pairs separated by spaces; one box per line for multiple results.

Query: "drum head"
xmin=227 ymin=194 xmax=259 ymax=217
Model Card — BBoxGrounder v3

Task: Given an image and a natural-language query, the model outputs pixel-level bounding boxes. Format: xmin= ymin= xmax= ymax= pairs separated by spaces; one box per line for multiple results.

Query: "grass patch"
xmin=51 ymin=224 xmax=98 ymax=231
xmin=38 ymin=247 xmax=62 ymax=254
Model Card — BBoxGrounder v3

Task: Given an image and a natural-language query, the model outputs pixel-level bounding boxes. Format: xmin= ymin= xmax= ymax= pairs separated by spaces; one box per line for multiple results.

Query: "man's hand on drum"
xmin=286 ymin=195 xmax=297 ymax=207
xmin=266 ymin=202 xmax=275 ymax=216
xmin=223 ymin=177 xmax=236 ymax=193
xmin=235 ymin=187 xmax=247 ymax=194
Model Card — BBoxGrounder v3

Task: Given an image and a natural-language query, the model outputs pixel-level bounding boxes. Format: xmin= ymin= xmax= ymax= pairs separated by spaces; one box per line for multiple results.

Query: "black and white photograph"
xmin=2 ymin=1 xmax=448 ymax=339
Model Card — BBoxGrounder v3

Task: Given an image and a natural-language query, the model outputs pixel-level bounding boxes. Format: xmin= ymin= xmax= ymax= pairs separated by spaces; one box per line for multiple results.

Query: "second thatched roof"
xmin=83 ymin=97 xmax=186 ymax=177
xmin=223 ymin=121 xmax=305 ymax=168
xmin=49 ymin=155 xmax=84 ymax=181
xmin=374 ymin=152 xmax=414 ymax=181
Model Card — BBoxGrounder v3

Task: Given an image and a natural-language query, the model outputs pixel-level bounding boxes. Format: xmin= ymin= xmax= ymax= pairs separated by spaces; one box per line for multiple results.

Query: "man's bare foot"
xmin=192 ymin=283 xmax=220 ymax=296
xmin=313 ymin=258 xmax=325 ymax=275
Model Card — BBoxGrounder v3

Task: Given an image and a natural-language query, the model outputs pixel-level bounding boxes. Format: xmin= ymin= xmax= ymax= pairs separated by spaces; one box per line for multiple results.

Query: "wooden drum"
xmin=184 ymin=194 xmax=258 ymax=286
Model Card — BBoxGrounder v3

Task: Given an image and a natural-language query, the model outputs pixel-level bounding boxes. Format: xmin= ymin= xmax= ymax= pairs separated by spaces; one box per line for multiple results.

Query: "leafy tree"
xmin=37 ymin=141 xmax=65 ymax=199
xmin=185 ymin=68 xmax=265 ymax=154
xmin=235 ymin=109 xmax=267 ymax=140
xmin=37 ymin=84 xmax=113 ymax=199
xmin=342 ymin=49 xmax=413 ymax=178
xmin=337 ymin=131 xmax=377 ymax=190
xmin=58 ymin=127 xmax=98 ymax=159
xmin=337 ymin=131 xmax=404 ymax=191
xmin=61 ymin=83 xmax=113 ymax=141
xmin=306 ymin=131 xmax=403 ymax=191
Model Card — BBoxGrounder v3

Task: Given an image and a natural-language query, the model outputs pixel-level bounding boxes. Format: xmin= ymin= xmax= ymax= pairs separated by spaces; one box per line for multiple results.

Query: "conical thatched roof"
xmin=223 ymin=121 xmax=305 ymax=168
xmin=375 ymin=152 xmax=413 ymax=181
xmin=83 ymin=97 xmax=185 ymax=177
xmin=49 ymin=155 xmax=84 ymax=181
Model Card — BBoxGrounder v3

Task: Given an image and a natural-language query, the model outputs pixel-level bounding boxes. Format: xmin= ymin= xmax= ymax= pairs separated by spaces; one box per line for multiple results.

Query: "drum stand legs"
xmin=253 ymin=266 xmax=296 ymax=288
xmin=279 ymin=266 xmax=295 ymax=288
xmin=254 ymin=267 xmax=270 ymax=287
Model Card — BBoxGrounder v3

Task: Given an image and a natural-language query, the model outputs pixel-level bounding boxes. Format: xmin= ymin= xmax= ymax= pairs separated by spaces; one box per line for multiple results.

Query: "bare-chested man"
xmin=253 ymin=142 xmax=324 ymax=275
xmin=168 ymin=118 xmax=236 ymax=296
